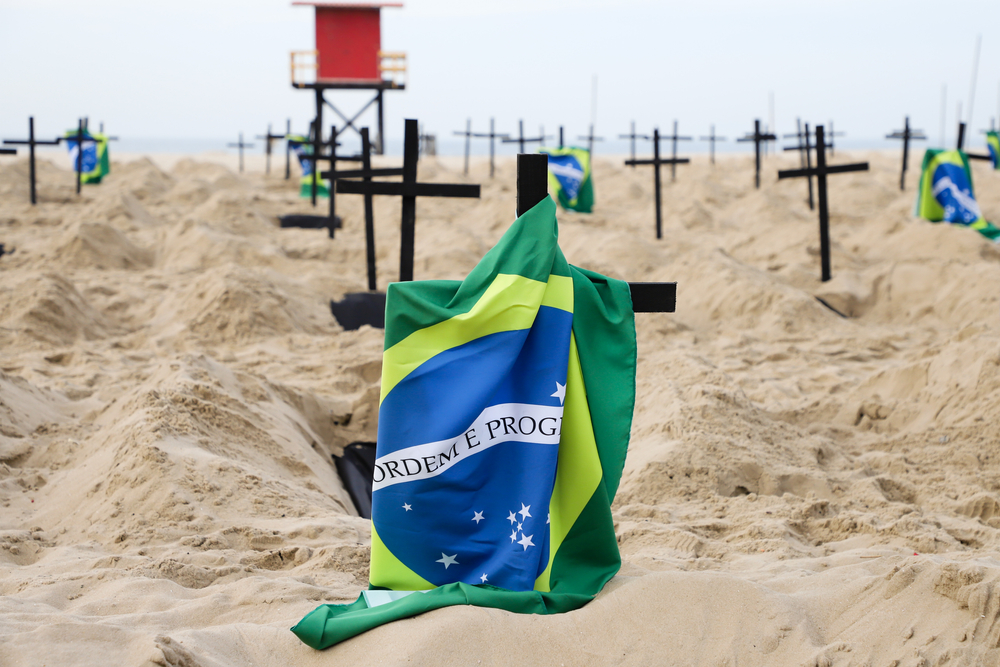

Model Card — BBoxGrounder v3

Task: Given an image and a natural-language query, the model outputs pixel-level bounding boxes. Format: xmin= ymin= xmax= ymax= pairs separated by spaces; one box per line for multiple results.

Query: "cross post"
xmin=737 ymin=119 xmax=777 ymax=189
xmin=453 ymin=119 xmax=473 ymax=176
xmin=470 ymin=118 xmax=509 ymax=179
xmin=3 ymin=116 xmax=62 ymax=205
xmin=620 ymin=121 xmax=650 ymax=168
xmin=827 ymin=121 xmax=844 ymax=156
xmin=778 ymin=125 xmax=869 ymax=282
xmin=256 ymin=123 xmax=286 ymax=176
xmin=885 ymin=116 xmax=926 ymax=191
xmin=501 ymin=119 xmax=549 ymax=154
xmin=285 ymin=119 xmax=292 ymax=180
xmin=576 ymin=124 xmax=604 ymax=155
xmin=661 ymin=121 xmax=692 ymax=182
xmin=337 ymin=118 xmax=481 ymax=282
xmin=698 ymin=125 xmax=726 ymax=165
xmin=227 ymin=132 xmax=254 ymax=174
xmin=625 ymin=127 xmax=691 ymax=240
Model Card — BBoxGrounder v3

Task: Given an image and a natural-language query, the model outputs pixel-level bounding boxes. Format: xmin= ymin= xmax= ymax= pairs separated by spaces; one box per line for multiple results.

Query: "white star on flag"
xmin=436 ymin=553 xmax=458 ymax=569
xmin=516 ymin=522 xmax=522 ymax=532
xmin=547 ymin=512 xmax=550 ymax=524
xmin=518 ymin=533 xmax=535 ymax=550
xmin=507 ymin=511 xmax=517 ymax=524
xmin=519 ymin=503 xmax=532 ymax=520
xmin=551 ymin=382 xmax=566 ymax=405
xmin=510 ymin=529 xmax=518 ymax=543
xmin=472 ymin=511 xmax=484 ymax=524
xmin=480 ymin=573 xmax=488 ymax=583
xmin=402 ymin=503 xmax=412 ymax=511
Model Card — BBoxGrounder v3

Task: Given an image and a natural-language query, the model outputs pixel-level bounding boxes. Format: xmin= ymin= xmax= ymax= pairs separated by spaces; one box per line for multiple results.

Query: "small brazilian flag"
xmin=540 ymin=147 xmax=594 ymax=213
xmin=916 ymin=149 xmax=1000 ymax=241
xmin=291 ymin=195 xmax=636 ymax=650
xmin=986 ymin=131 xmax=1000 ymax=170
xmin=63 ymin=129 xmax=110 ymax=185
xmin=287 ymin=134 xmax=329 ymax=199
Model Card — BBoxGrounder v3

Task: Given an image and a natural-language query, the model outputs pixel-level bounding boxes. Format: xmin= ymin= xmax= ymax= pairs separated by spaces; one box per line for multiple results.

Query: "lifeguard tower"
xmin=291 ymin=1 xmax=405 ymax=154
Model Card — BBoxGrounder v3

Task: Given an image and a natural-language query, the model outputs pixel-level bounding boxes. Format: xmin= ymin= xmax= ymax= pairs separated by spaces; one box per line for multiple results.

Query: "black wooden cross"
xmin=284 ymin=119 xmax=292 ymax=180
xmin=956 ymin=121 xmax=993 ymax=162
xmin=227 ymin=132 xmax=254 ymax=173
xmin=311 ymin=124 xmax=403 ymax=241
xmin=337 ymin=118 xmax=481 ymax=282
xmin=418 ymin=123 xmax=437 ymax=158
xmin=576 ymin=124 xmax=604 ymax=155
xmin=470 ymin=118 xmax=509 ymax=179
xmin=501 ymin=119 xmax=549 ymax=154
xmin=518 ymin=153 xmax=676 ymax=313
xmin=624 ymin=127 xmax=691 ymax=240
xmin=699 ymin=125 xmax=726 ymax=165
xmin=3 ymin=117 xmax=62 ymax=205
xmin=777 ymin=125 xmax=869 ymax=282
xmin=783 ymin=121 xmax=827 ymax=210
xmin=256 ymin=123 xmax=286 ymax=176
xmin=826 ymin=121 xmax=844 ymax=156
xmin=327 ymin=127 xmax=413 ymax=330
xmin=453 ymin=119 xmax=474 ymax=176
xmin=620 ymin=121 xmax=650 ymax=168
xmin=558 ymin=126 xmax=565 ymax=149
xmin=885 ymin=116 xmax=926 ymax=191
xmin=737 ymin=119 xmax=778 ymax=189
xmin=661 ymin=121 xmax=691 ymax=182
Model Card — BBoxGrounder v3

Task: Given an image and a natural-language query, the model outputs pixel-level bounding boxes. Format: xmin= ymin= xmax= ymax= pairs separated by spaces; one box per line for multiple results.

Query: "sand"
xmin=1 ymin=146 xmax=1000 ymax=666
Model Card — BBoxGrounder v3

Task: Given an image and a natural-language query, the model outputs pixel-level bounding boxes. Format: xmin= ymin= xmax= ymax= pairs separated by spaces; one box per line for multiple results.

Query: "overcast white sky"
xmin=2 ymin=0 xmax=999 ymax=154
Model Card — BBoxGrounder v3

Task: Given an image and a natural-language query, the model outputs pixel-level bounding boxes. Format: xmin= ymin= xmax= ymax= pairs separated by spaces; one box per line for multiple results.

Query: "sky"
xmin=2 ymin=0 xmax=1000 ymax=155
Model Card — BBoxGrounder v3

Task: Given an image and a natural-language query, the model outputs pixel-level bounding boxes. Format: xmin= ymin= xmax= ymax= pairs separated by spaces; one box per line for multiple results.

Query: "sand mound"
xmin=3 ymin=150 xmax=1000 ymax=665
xmin=53 ymin=221 xmax=154 ymax=269
xmin=0 ymin=273 xmax=113 ymax=346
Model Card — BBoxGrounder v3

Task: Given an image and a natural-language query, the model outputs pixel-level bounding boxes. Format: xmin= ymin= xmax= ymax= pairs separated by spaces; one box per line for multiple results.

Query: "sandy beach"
xmin=2 ymin=147 xmax=1000 ymax=666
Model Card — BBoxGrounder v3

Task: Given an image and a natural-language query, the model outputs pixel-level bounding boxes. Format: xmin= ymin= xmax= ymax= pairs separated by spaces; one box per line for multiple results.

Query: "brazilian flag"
xmin=986 ymin=131 xmax=1000 ymax=170
xmin=916 ymin=149 xmax=1000 ymax=241
xmin=63 ymin=129 xmax=110 ymax=185
xmin=292 ymin=195 xmax=636 ymax=649
xmin=540 ymin=147 xmax=594 ymax=213
xmin=287 ymin=134 xmax=329 ymax=199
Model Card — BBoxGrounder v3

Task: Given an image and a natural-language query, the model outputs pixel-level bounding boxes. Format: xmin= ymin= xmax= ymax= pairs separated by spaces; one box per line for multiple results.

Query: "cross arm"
xmin=336 ymin=180 xmax=481 ymax=198
xmin=625 ymin=157 xmax=691 ymax=166
xmin=966 ymin=152 xmax=993 ymax=162
xmin=629 ymin=282 xmax=677 ymax=313
xmin=3 ymin=138 xmax=61 ymax=146
xmin=619 ymin=133 xmax=651 ymax=140
xmin=470 ymin=133 xmax=511 ymax=139
xmin=321 ymin=167 xmax=404 ymax=179
xmin=778 ymin=162 xmax=869 ymax=179
xmin=699 ymin=136 xmax=726 ymax=141
xmin=0 ymin=148 xmax=16 ymax=155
